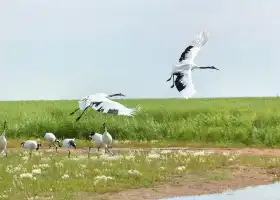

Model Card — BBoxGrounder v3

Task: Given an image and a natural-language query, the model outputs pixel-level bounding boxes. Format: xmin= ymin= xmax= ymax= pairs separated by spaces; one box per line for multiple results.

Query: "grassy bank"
xmin=0 ymin=97 xmax=280 ymax=146
xmin=1 ymin=149 xmax=280 ymax=199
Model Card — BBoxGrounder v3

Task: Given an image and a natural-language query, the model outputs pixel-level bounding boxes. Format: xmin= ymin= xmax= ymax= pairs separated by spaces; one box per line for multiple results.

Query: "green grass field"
xmin=1 ymin=97 xmax=280 ymax=147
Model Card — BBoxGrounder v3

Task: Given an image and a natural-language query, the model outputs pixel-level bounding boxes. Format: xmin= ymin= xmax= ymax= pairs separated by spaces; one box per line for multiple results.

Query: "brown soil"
xmin=10 ymin=146 xmax=280 ymax=157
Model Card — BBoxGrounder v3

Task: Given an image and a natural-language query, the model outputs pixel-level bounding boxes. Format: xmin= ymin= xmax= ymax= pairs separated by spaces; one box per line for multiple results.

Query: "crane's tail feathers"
xmin=192 ymin=30 xmax=210 ymax=48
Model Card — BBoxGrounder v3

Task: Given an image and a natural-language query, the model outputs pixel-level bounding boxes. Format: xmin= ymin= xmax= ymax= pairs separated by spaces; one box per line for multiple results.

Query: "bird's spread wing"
xmin=174 ymin=71 xmax=196 ymax=99
xmin=78 ymin=93 xmax=110 ymax=110
xmin=91 ymin=100 xmax=140 ymax=116
xmin=178 ymin=30 xmax=210 ymax=64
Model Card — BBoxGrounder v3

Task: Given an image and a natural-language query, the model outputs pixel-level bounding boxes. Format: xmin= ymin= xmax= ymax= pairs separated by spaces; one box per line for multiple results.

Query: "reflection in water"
xmin=160 ymin=182 xmax=280 ymax=200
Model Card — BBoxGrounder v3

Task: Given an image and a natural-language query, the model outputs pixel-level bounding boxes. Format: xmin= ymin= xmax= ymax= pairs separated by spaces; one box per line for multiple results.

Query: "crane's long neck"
xmin=108 ymin=93 xmax=122 ymax=98
xmin=104 ymin=125 xmax=108 ymax=133
xmin=198 ymin=66 xmax=214 ymax=69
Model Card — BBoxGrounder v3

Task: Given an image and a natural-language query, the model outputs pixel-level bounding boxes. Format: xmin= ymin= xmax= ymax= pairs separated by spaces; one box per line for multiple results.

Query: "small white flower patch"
xmin=94 ymin=175 xmax=114 ymax=185
xmin=6 ymin=164 xmax=26 ymax=174
xmin=33 ymin=164 xmax=50 ymax=170
xmin=61 ymin=174 xmax=70 ymax=179
xmin=100 ymin=154 xmax=121 ymax=161
xmin=20 ymin=173 xmax=33 ymax=179
xmin=160 ymin=150 xmax=172 ymax=154
xmin=128 ymin=169 xmax=141 ymax=176
xmin=146 ymin=152 xmax=160 ymax=159
xmin=55 ymin=162 xmax=63 ymax=167
xmin=94 ymin=175 xmax=114 ymax=181
xmin=176 ymin=166 xmax=186 ymax=172
xmin=0 ymin=194 xmax=8 ymax=198
xmin=32 ymin=169 xmax=42 ymax=175
xmin=79 ymin=164 xmax=86 ymax=169
xmin=41 ymin=157 xmax=51 ymax=162
xmin=22 ymin=156 xmax=29 ymax=161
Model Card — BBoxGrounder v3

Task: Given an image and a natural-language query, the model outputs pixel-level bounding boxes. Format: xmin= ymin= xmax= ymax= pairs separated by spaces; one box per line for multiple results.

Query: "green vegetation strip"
xmin=0 ymin=97 xmax=280 ymax=146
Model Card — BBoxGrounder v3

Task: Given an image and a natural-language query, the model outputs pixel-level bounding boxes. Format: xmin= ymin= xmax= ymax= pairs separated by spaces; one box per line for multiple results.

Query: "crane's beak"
xmin=213 ymin=66 xmax=220 ymax=70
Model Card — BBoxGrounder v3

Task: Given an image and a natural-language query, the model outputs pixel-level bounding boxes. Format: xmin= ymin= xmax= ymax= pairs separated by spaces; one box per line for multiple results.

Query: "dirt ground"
xmin=12 ymin=146 xmax=280 ymax=200
xmin=11 ymin=146 xmax=280 ymax=156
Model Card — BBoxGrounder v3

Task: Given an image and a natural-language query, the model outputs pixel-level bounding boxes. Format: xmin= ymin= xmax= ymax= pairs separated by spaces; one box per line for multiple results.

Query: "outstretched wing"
xmin=178 ymin=30 xmax=210 ymax=64
xmin=78 ymin=93 xmax=110 ymax=110
xmin=174 ymin=71 xmax=196 ymax=99
xmin=91 ymin=100 xmax=140 ymax=116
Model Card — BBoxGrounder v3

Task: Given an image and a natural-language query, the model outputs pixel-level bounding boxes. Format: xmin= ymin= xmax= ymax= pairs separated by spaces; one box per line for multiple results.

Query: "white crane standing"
xmin=166 ymin=30 xmax=220 ymax=98
xmin=44 ymin=132 xmax=62 ymax=152
xmin=21 ymin=140 xmax=42 ymax=156
xmin=61 ymin=138 xmax=77 ymax=158
xmin=102 ymin=123 xmax=113 ymax=154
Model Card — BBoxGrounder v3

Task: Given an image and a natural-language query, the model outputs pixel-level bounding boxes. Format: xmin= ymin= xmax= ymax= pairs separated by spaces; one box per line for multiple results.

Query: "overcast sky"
xmin=0 ymin=0 xmax=279 ymax=100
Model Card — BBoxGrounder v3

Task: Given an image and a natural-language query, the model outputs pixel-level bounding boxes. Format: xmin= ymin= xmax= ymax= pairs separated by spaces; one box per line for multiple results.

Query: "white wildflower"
xmin=20 ymin=173 xmax=33 ymax=179
xmin=55 ymin=162 xmax=63 ymax=167
xmin=61 ymin=174 xmax=70 ymax=179
xmin=32 ymin=168 xmax=42 ymax=175
xmin=176 ymin=166 xmax=186 ymax=172
xmin=79 ymin=164 xmax=86 ymax=169
xmin=128 ymin=169 xmax=141 ymax=176
xmin=94 ymin=175 xmax=114 ymax=181
xmin=160 ymin=150 xmax=172 ymax=154
xmin=146 ymin=152 xmax=160 ymax=159
xmin=100 ymin=154 xmax=121 ymax=161
xmin=0 ymin=194 xmax=8 ymax=198
xmin=41 ymin=157 xmax=51 ymax=162
xmin=22 ymin=156 xmax=29 ymax=161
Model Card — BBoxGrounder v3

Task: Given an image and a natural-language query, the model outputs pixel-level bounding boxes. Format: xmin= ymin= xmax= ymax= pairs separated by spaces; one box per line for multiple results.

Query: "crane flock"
xmin=0 ymin=30 xmax=220 ymax=158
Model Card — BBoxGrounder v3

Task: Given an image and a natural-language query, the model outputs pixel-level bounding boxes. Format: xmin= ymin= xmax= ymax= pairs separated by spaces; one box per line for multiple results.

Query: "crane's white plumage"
xmin=76 ymin=93 xmax=125 ymax=111
xmin=78 ymin=93 xmax=109 ymax=110
xmin=172 ymin=30 xmax=210 ymax=72
xmin=89 ymin=132 xmax=103 ymax=152
xmin=61 ymin=138 xmax=76 ymax=158
xmin=21 ymin=140 xmax=42 ymax=156
xmin=167 ymin=30 xmax=219 ymax=98
xmin=93 ymin=100 xmax=140 ymax=116
xmin=0 ymin=121 xmax=7 ymax=157
xmin=102 ymin=123 xmax=113 ymax=154
xmin=44 ymin=132 xmax=61 ymax=152
xmin=75 ymin=98 xmax=140 ymax=121
xmin=70 ymin=92 xmax=126 ymax=120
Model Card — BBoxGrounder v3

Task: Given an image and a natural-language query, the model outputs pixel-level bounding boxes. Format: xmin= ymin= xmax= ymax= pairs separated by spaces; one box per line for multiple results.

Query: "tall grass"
xmin=0 ymin=97 xmax=280 ymax=146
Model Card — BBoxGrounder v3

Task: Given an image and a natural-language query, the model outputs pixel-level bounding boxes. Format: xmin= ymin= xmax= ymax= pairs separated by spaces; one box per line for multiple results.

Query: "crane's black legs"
xmin=170 ymin=75 xmax=175 ymax=88
xmin=75 ymin=103 xmax=94 ymax=121
xmin=167 ymin=74 xmax=175 ymax=88
xmin=69 ymin=108 xmax=79 ymax=115
xmin=166 ymin=74 xmax=172 ymax=82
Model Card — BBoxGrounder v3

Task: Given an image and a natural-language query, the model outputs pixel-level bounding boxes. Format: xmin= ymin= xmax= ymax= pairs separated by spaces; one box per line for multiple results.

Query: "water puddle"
xmin=160 ymin=182 xmax=280 ymax=200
